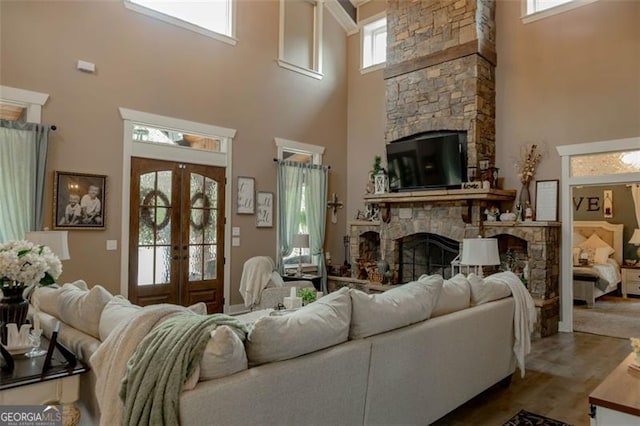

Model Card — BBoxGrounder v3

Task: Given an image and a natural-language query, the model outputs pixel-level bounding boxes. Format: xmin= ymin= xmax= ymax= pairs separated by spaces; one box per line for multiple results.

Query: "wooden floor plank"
xmin=432 ymin=332 xmax=631 ymax=426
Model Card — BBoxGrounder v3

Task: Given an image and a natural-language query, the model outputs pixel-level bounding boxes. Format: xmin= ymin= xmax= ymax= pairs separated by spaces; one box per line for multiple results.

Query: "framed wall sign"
xmin=53 ymin=171 xmax=106 ymax=230
xmin=535 ymin=179 xmax=559 ymax=222
xmin=236 ymin=176 xmax=255 ymax=214
xmin=256 ymin=191 xmax=274 ymax=228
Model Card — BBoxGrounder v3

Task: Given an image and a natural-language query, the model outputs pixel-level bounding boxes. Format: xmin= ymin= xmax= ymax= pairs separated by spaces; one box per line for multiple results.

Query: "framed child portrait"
xmin=53 ymin=171 xmax=107 ymax=230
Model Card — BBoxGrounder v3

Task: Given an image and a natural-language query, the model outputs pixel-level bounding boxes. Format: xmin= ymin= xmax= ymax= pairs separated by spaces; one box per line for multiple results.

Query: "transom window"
xmin=523 ymin=0 xmax=599 ymax=23
xmin=133 ymin=124 xmax=224 ymax=153
xmin=361 ymin=15 xmax=386 ymax=72
xmin=124 ymin=0 xmax=235 ymax=45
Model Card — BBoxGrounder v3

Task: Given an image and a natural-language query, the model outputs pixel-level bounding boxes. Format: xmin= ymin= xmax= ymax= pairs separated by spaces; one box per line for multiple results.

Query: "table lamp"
xmin=25 ymin=230 xmax=71 ymax=261
xmin=292 ymin=233 xmax=309 ymax=277
xmin=629 ymin=229 xmax=640 ymax=264
xmin=460 ymin=237 xmax=500 ymax=278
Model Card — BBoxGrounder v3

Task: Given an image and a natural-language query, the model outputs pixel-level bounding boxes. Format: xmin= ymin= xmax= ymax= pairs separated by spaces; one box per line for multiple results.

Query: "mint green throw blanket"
xmin=119 ymin=314 xmax=248 ymax=426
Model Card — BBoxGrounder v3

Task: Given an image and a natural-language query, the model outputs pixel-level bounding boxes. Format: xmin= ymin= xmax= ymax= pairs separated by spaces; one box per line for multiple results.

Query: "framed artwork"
xmin=535 ymin=179 xmax=559 ymax=222
xmin=53 ymin=171 xmax=106 ymax=230
xmin=256 ymin=191 xmax=274 ymax=228
xmin=236 ymin=176 xmax=255 ymax=214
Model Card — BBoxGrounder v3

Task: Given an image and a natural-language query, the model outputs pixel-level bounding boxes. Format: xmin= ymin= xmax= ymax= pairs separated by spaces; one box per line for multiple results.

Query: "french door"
xmin=129 ymin=157 xmax=225 ymax=313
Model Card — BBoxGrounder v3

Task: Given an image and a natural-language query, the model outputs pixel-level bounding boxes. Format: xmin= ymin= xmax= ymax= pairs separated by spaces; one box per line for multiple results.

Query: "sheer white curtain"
xmin=631 ymin=184 xmax=640 ymax=228
xmin=276 ymin=161 xmax=305 ymax=273
xmin=305 ymin=164 xmax=329 ymax=293
xmin=0 ymin=120 xmax=50 ymax=241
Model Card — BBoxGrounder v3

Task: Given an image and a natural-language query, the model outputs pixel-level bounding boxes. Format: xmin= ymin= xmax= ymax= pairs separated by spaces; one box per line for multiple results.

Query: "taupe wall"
xmin=346 ymin=0 xmax=386 ymax=223
xmin=495 ymin=0 xmax=640 ymax=192
xmin=346 ymin=0 xmax=640 ymax=224
xmin=0 ymin=1 xmax=348 ymax=306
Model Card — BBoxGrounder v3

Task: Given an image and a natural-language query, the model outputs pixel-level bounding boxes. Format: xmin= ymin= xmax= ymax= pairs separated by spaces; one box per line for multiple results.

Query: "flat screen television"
xmin=386 ymin=131 xmax=467 ymax=191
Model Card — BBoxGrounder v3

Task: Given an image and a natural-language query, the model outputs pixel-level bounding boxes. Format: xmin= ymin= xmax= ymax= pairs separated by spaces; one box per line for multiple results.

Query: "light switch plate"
xmin=106 ymin=240 xmax=118 ymax=250
xmin=232 ymin=237 xmax=240 ymax=247
xmin=232 ymin=227 xmax=240 ymax=237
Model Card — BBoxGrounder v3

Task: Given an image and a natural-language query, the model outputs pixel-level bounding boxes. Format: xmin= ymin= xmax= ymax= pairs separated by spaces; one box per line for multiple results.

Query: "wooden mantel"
xmin=364 ymin=188 xmax=516 ymax=204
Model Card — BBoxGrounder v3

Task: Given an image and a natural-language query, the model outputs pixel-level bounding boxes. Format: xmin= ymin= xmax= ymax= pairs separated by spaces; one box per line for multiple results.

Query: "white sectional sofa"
xmin=31 ymin=272 xmax=526 ymax=426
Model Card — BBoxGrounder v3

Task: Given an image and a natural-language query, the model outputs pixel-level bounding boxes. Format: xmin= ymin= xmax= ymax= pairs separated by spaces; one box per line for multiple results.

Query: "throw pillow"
xmin=98 ymin=296 xmax=142 ymax=341
xmin=32 ymin=280 xmax=88 ymax=317
xmin=431 ymin=273 xmax=471 ymax=317
xmin=349 ymin=274 xmax=443 ymax=340
xmin=468 ymin=273 xmax=511 ymax=305
xmin=573 ymin=247 xmax=582 ymax=266
xmin=578 ymin=233 xmax=615 ymax=254
xmin=188 ymin=302 xmax=207 ymax=315
xmin=57 ymin=284 xmax=113 ymax=339
xmin=245 ymin=287 xmax=351 ymax=366
xmin=199 ymin=325 xmax=248 ymax=380
xmin=593 ymin=246 xmax=613 ymax=265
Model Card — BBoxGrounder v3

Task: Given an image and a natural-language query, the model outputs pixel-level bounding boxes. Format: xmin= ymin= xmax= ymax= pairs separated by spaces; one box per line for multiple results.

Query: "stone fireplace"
xmin=332 ymin=0 xmax=560 ymax=338
xmin=385 ymin=0 xmax=497 ymax=168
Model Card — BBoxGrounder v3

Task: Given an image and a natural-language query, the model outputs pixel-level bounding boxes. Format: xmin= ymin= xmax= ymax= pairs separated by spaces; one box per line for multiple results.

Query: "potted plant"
xmin=298 ymin=288 xmax=317 ymax=306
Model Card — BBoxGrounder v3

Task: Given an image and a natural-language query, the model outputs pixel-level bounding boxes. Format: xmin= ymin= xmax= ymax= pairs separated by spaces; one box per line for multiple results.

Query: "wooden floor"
xmin=432 ymin=332 xmax=631 ymax=426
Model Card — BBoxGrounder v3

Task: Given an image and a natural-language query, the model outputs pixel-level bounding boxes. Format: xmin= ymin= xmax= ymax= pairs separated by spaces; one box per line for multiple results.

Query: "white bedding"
xmin=573 ymin=258 xmax=621 ymax=292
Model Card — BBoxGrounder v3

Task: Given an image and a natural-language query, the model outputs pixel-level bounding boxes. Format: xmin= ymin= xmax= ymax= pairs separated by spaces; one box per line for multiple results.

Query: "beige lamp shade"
xmin=25 ymin=230 xmax=71 ymax=260
xmin=292 ymin=234 xmax=310 ymax=249
xmin=629 ymin=229 xmax=640 ymax=245
xmin=460 ymin=238 xmax=500 ymax=266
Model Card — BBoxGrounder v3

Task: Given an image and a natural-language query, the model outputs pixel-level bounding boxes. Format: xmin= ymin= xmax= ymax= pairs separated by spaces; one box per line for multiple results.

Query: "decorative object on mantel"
xmin=484 ymin=205 xmax=500 ymax=222
xmin=367 ymin=155 xmax=384 ymax=194
xmin=326 ymin=192 xmax=343 ymax=224
xmin=515 ymin=144 xmax=543 ymax=219
xmin=374 ymin=169 xmax=389 ymax=194
xmin=0 ymin=239 xmax=63 ymax=345
xmin=500 ymin=210 xmax=516 ymax=222
xmin=460 ymin=237 xmax=500 ymax=278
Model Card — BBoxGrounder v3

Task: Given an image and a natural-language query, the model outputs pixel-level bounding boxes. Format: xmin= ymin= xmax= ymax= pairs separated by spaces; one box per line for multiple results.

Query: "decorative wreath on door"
xmin=189 ymin=192 xmax=212 ymax=231
xmin=140 ymin=190 xmax=171 ymax=230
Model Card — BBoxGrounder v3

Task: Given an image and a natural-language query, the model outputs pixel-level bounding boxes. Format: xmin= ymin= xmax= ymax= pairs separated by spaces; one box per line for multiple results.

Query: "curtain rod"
xmin=273 ymin=158 xmax=331 ymax=169
xmin=50 ymin=125 xmax=57 ymax=131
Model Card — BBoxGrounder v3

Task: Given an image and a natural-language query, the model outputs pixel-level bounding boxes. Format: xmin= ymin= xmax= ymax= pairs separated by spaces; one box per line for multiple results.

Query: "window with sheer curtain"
xmin=0 ymin=121 xmax=50 ymax=241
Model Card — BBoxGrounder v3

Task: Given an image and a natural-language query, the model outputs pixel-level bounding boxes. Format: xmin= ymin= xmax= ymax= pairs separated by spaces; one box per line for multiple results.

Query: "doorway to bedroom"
xmin=557 ymin=138 xmax=640 ymax=336
xmin=570 ymin=183 xmax=640 ymax=338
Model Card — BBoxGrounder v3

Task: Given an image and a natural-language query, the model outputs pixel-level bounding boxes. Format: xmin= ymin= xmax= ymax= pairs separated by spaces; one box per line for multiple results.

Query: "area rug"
xmin=573 ymin=296 xmax=640 ymax=339
xmin=503 ymin=409 xmax=571 ymax=426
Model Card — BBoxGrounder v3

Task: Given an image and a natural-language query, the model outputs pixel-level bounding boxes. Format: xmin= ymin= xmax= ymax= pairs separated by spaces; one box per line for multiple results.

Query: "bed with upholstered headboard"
xmin=573 ymin=221 xmax=624 ymax=307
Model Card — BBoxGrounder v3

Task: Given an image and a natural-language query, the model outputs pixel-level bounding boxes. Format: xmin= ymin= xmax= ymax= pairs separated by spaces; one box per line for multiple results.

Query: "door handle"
xmin=172 ymin=255 xmax=180 ymax=260
xmin=173 ymin=245 xmax=179 ymax=250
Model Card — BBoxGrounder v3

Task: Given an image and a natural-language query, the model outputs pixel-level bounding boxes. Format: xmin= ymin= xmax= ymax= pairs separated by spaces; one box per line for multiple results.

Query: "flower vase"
xmin=0 ymin=284 xmax=29 ymax=346
xmin=519 ymin=184 xmax=531 ymax=208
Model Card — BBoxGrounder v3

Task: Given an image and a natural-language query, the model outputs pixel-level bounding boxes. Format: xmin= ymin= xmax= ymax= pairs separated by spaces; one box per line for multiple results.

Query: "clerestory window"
xmin=361 ymin=14 xmax=387 ymax=73
xmin=523 ymin=0 xmax=598 ymax=23
xmin=124 ymin=0 xmax=236 ymax=45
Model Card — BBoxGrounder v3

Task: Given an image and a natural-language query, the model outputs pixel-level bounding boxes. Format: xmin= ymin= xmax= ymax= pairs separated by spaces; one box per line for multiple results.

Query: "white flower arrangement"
xmin=0 ymin=240 xmax=62 ymax=289
xmin=631 ymin=337 xmax=640 ymax=354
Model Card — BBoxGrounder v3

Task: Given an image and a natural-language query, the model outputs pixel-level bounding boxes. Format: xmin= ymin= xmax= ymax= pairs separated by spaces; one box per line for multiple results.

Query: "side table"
xmin=621 ymin=265 xmax=640 ymax=298
xmin=0 ymin=336 xmax=88 ymax=426
xmin=282 ymin=274 xmax=322 ymax=291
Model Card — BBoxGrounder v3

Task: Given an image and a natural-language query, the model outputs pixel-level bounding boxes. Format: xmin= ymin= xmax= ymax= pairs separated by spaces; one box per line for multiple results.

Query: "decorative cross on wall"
xmin=326 ymin=193 xmax=343 ymax=224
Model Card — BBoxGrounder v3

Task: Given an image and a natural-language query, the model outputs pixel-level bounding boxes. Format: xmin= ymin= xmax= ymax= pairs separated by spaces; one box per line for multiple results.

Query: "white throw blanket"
xmin=90 ymin=304 xmax=196 ymax=426
xmin=239 ymin=256 xmax=275 ymax=308
xmin=487 ymin=272 xmax=537 ymax=378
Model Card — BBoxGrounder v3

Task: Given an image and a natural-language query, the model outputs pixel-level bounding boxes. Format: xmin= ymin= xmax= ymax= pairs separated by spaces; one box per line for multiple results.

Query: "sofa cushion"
xmin=468 ymin=273 xmax=511 ymax=305
xmin=32 ymin=280 xmax=88 ymax=318
xmin=200 ymin=325 xmax=248 ymax=380
xmin=245 ymin=287 xmax=351 ymax=366
xmin=349 ymin=274 xmax=443 ymax=340
xmin=432 ymin=273 xmax=471 ymax=317
xmin=98 ymin=296 xmax=142 ymax=341
xmin=57 ymin=284 xmax=113 ymax=339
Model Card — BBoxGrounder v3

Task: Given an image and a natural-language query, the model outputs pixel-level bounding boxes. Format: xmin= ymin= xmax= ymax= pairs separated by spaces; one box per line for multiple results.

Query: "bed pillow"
xmin=573 ymin=247 xmax=582 ymax=266
xmin=578 ymin=234 xmax=615 ymax=264
xmin=594 ymin=246 xmax=614 ymax=265
xmin=573 ymin=232 xmax=587 ymax=247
